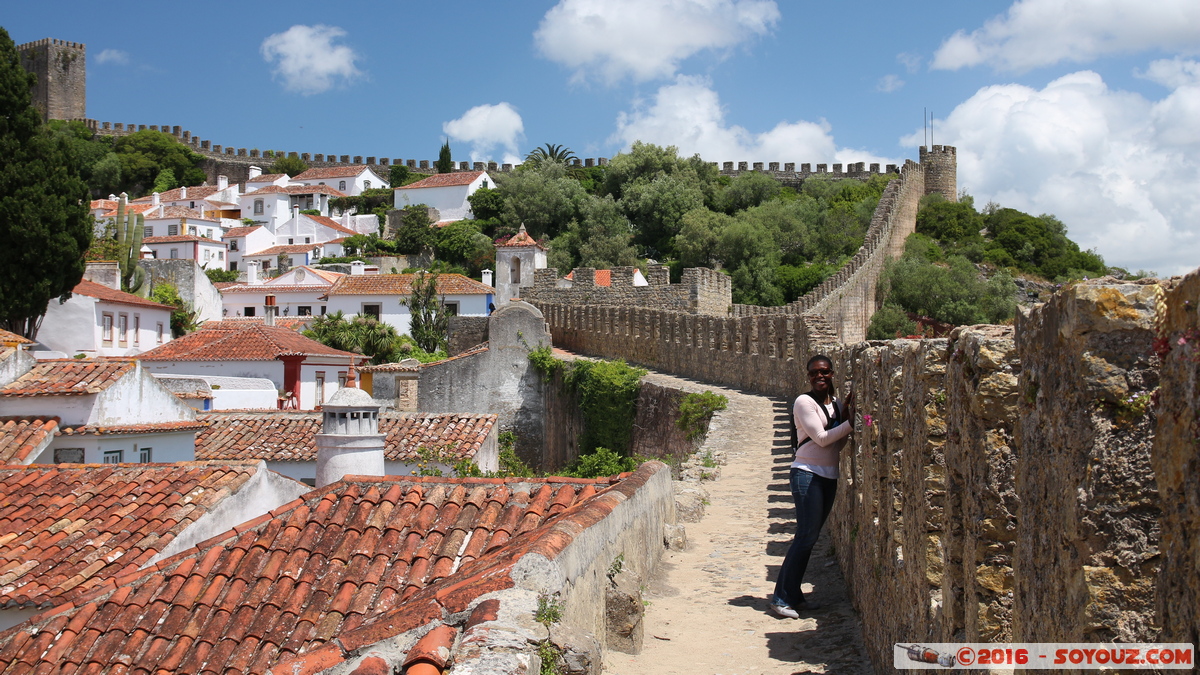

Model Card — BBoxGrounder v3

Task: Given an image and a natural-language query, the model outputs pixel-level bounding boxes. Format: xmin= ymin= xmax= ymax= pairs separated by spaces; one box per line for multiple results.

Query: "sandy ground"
xmin=603 ymin=386 xmax=873 ymax=675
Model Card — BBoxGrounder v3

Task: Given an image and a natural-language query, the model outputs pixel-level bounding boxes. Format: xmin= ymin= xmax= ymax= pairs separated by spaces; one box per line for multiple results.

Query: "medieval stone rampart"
xmin=523 ymin=266 xmax=732 ymax=315
xmin=535 ymin=274 xmax=1198 ymax=672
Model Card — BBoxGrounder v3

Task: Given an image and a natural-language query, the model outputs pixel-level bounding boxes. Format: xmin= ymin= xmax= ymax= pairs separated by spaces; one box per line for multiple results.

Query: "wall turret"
xmin=919 ymin=145 xmax=957 ymax=202
xmin=16 ymin=38 xmax=86 ymax=122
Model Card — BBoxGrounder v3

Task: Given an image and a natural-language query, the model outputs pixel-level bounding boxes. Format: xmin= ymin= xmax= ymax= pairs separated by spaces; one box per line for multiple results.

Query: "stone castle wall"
xmin=523 ymin=266 xmax=732 ymax=316
xmin=538 ymin=275 xmax=1197 ymax=672
xmin=16 ymin=38 xmax=86 ymax=122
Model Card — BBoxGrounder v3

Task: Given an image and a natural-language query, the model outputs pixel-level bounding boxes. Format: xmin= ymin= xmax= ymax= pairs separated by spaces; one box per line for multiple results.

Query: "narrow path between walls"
xmin=603 ymin=375 xmax=873 ymax=675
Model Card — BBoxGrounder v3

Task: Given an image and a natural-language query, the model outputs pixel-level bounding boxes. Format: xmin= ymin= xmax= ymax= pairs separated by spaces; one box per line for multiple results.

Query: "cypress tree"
xmin=435 ymin=139 xmax=453 ymax=174
xmin=0 ymin=28 xmax=93 ymax=338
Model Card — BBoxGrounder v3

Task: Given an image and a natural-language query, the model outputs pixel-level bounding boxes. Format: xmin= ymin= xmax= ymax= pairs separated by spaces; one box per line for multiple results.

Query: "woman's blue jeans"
xmin=773 ymin=468 xmax=837 ymax=607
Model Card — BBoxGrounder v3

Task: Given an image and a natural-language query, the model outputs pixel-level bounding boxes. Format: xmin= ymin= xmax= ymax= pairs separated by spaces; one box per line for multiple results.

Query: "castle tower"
xmin=315 ymin=387 xmax=385 ymax=487
xmin=494 ymin=224 xmax=547 ymax=307
xmin=919 ymin=145 xmax=957 ymax=202
xmin=15 ymin=38 xmax=86 ymax=122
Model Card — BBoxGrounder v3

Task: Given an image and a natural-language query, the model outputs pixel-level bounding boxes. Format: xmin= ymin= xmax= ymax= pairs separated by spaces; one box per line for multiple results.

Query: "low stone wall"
xmin=448 ymin=315 xmax=489 ymax=356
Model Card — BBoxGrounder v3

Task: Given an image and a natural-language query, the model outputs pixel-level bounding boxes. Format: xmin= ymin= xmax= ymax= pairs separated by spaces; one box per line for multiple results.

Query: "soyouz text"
xmin=894 ymin=643 xmax=1194 ymax=669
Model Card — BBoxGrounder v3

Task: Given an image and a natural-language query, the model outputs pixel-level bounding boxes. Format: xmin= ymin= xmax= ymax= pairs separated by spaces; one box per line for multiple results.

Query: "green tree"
xmin=269 ymin=155 xmax=308 ymax=177
xmin=467 ymin=186 xmax=505 ymax=221
xmin=304 ymin=311 xmax=402 ymax=364
xmin=496 ymin=162 xmax=588 ymax=240
xmin=113 ymin=129 xmax=206 ymax=196
xmin=866 ymin=305 xmax=918 ymax=340
xmin=548 ymin=195 xmax=638 ymax=271
xmin=152 ymin=167 xmax=177 ymax=193
xmin=404 ymin=271 xmax=450 ymax=353
xmin=434 ymin=220 xmax=494 ymax=275
xmin=205 ymin=269 xmax=240 ymax=283
xmin=393 ymin=205 xmax=434 ymax=254
xmin=435 ymin=140 xmax=453 ymax=174
xmin=673 ymin=208 xmax=731 ymax=269
xmin=619 ymin=171 xmax=706 ymax=256
xmin=149 ymin=282 xmax=199 ymax=337
xmin=0 ymin=28 xmax=93 ymax=338
xmin=524 ymin=143 xmax=578 ymax=167
xmin=714 ymin=171 xmax=781 ymax=214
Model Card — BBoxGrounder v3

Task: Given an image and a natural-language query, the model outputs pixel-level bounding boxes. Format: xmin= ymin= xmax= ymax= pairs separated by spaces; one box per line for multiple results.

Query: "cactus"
xmin=114 ymin=193 xmax=146 ymax=294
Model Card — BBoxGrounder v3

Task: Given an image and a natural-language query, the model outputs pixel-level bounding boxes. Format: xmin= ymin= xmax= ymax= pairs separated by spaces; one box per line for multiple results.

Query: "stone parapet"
xmin=524 ymin=266 xmax=732 ymax=316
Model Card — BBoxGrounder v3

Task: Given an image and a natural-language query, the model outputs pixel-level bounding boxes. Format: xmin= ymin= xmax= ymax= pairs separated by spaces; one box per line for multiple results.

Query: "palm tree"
xmin=524 ymin=143 xmax=578 ymax=167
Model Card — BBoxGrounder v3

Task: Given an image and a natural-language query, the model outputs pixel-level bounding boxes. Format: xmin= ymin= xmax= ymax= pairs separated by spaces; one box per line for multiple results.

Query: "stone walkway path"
xmin=604 ymin=374 xmax=873 ymax=675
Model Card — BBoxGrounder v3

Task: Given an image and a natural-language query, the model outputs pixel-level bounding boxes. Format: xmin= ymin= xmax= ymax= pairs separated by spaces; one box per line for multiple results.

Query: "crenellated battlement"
xmin=16 ymin=38 xmax=86 ymax=122
xmin=523 ymin=265 xmax=732 ymax=315
xmin=16 ymin=38 xmax=86 ymax=51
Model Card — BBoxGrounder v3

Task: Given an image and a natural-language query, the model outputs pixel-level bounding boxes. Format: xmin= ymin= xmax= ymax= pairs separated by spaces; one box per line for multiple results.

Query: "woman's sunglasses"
xmin=808 ymin=368 xmax=833 ymax=377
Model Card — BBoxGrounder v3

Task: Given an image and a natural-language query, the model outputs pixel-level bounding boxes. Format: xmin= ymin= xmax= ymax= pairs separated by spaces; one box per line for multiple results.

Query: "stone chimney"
xmin=248 ymin=166 xmax=262 ymax=180
xmin=217 ymin=175 xmax=228 ymax=191
xmin=350 ymin=261 xmax=365 ymax=276
xmin=83 ymin=261 xmax=121 ymax=290
xmin=481 ymin=269 xmax=494 ymax=287
xmin=315 ymin=387 xmax=385 ymax=487
xmin=247 ymin=260 xmax=262 ymax=285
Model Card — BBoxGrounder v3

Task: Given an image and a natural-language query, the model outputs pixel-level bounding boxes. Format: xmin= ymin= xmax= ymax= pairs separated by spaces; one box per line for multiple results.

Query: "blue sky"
xmin=7 ymin=1 xmax=1200 ymax=274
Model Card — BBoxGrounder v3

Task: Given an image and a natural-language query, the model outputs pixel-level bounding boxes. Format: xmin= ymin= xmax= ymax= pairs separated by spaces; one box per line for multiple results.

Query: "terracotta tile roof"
xmin=394 ymin=171 xmax=484 ymax=190
xmin=0 ymin=359 xmax=136 ymax=398
xmin=0 ymin=468 xmax=647 ymax=672
xmin=247 ymin=173 xmax=289 ymax=183
xmin=0 ymin=417 xmax=59 ymax=464
xmin=97 ymin=202 xmax=158 ymax=215
xmin=195 ymin=412 xmax=496 ymax=462
xmin=198 ymin=318 xmax=312 ymax=332
xmin=325 ymin=273 xmax=494 ymax=297
xmin=72 ymin=279 xmax=176 ymax=310
xmin=421 ymin=342 xmax=489 ymax=367
xmin=244 ymin=184 xmax=347 ymax=198
xmin=0 ymin=328 xmax=33 ymax=345
xmin=223 ymin=225 xmax=263 ymax=238
xmin=0 ymin=462 xmax=260 ymax=609
xmin=132 ymin=185 xmax=220 ymax=203
xmin=213 ymin=281 xmax=240 ymax=290
xmin=305 ymin=267 xmax=345 ymax=283
xmin=219 ymin=284 xmax=331 ymax=294
xmin=324 ymin=236 xmax=347 ymax=244
xmin=497 ymin=228 xmax=543 ymax=249
xmin=305 ymin=214 xmax=358 ymax=235
xmin=564 ymin=269 xmax=613 ymax=286
xmin=89 ymin=199 xmax=118 ymax=211
xmin=57 ymin=420 xmax=209 ymax=436
xmin=245 ymin=244 xmax=320 ymax=257
xmin=106 ymin=205 xmax=218 ymax=222
xmin=138 ymin=324 xmax=357 ymax=362
xmin=144 ymin=234 xmax=225 ymax=245
xmin=292 ymin=165 xmax=376 ymax=180
xmin=357 ymin=361 xmax=420 ymax=373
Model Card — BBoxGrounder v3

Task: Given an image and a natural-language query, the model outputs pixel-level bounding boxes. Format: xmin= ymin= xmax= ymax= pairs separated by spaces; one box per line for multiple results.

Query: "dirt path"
xmin=604 ymin=378 xmax=873 ymax=675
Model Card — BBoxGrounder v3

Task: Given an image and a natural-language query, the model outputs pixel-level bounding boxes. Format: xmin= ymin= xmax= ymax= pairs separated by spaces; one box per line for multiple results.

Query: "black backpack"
xmin=789 ymin=391 xmax=842 ymax=448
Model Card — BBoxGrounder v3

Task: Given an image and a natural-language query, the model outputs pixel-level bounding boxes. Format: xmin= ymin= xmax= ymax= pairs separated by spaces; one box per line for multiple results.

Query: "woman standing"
xmin=770 ymin=354 xmax=855 ymax=618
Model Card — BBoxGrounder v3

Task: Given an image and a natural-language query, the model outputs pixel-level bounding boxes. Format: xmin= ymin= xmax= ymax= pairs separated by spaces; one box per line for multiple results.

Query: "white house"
xmin=153 ymin=373 xmax=278 ymax=411
xmin=290 ymin=165 xmax=388 ymax=197
xmin=219 ymin=265 xmax=344 ymax=318
xmin=321 ymin=273 xmax=494 ymax=335
xmin=240 ymin=184 xmax=346 ymax=227
xmin=222 ymin=224 xmax=272 ymax=272
xmin=38 ymin=279 xmax=175 ymax=357
xmin=130 ymin=176 xmax=241 ymax=220
xmin=392 ymin=171 xmax=492 ymax=223
xmin=143 ymin=234 xmax=227 ymax=267
xmin=138 ymin=322 xmax=359 ymax=410
xmin=270 ymin=209 xmax=359 ymax=248
xmin=0 ymin=358 xmax=203 ymax=465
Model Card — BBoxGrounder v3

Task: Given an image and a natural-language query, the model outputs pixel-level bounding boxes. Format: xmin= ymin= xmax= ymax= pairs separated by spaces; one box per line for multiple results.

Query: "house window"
xmin=156 ymin=322 xmax=164 ymax=343
xmin=139 ymin=446 xmax=152 ymax=463
xmin=338 ymin=373 xmax=347 ymax=388
xmin=298 ymin=306 xmax=312 ymax=316
xmin=189 ymin=226 xmax=197 ymax=235
xmin=102 ymin=313 xmax=114 ymax=343
xmin=218 ymin=251 xmax=224 ymax=261
xmin=442 ymin=302 xmax=459 ymax=316
xmin=230 ymin=261 xmax=238 ymax=271
xmin=304 ymin=237 xmax=310 ymax=244
xmin=288 ymin=238 xmax=294 ymax=245
xmin=362 ymin=304 xmax=381 ymax=319
xmin=244 ymin=307 xmax=256 ymax=317
xmin=511 ymin=257 xmax=521 ymax=284
xmin=482 ymin=179 xmax=488 ymax=189
xmin=103 ymin=450 xmax=123 ymax=464
xmin=54 ymin=448 xmax=84 ymax=464
xmin=133 ymin=315 xmax=140 ymax=345
xmin=206 ymin=229 xmax=213 ymax=239
xmin=118 ymin=314 xmax=128 ymax=344
xmin=316 ymin=373 xmax=325 ymax=404
xmin=254 ymin=200 xmax=264 ymax=215
xmin=168 ymin=224 xmax=179 ymax=236
xmin=169 ymin=248 xmax=179 ymax=259
xmin=189 ymin=201 xmax=195 ymax=208
xmin=143 ymin=226 xmax=153 ymax=238
xmin=262 ymin=259 xmax=271 ymax=270
xmin=339 ymin=180 xmax=346 ymax=191
xmin=229 ymin=239 xmax=239 ymax=251
xmin=320 ymin=306 xmax=327 ymax=315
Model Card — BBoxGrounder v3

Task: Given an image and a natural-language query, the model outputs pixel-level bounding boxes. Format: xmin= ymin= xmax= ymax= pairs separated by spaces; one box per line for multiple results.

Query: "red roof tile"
xmin=90 ymin=198 xmax=119 ymax=211
xmin=247 ymin=173 xmax=289 ymax=183
xmin=195 ymin=412 xmax=496 ymax=462
xmin=224 ymin=225 xmax=263 ymax=238
xmin=57 ymin=420 xmax=209 ymax=436
xmin=325 ymin=273 xmax=493 ymax=297
xmin=245 ymin=244 xmax=320 ymax=257
xmin=564 ymin=269 xmax=613 ymax=286
xmin=131 ymin=185 xmax=221 ymax=203
xmin=0 ymin=417 xmax=59 ymax=464
xmin=394 ymin=171 xmax=483 ymax=190
xmin=305 ymin=214 xmax=358 ymax=235
xmin=220 ymin=284 xmax=331 ymax=294
xmin=144 ymin=234 xmax=224 ymax=245
xmin=244 ymin=185 xmax=347 ymax=198
xmin=291 ymin=165 xmax=378 ymax=181
xmin=198 ymin=318 xmax=313 ymax=332
xmin=98 ymin=202 xmax=158 ymax=215
xmin=137 ymin=324 xmax=357 ymax=362
xmin=0 ymin=328 xmax=33 ymax=345
xmin=497 ymin=227 xmax=543 ymax=249
xmin=72 ymin=279 xmax=176 ymax=310
xmin=0 ymin=360 xmax=136 ymax=398
xmin=0 ymin=462 xmax=260 ymax=608
xmin=0 ymin=469 xmax=643 ymax=672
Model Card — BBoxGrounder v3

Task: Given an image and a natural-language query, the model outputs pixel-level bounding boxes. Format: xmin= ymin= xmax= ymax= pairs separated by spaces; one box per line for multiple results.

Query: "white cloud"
xmin=611 ymin=76 xmax=894 ymax=168
xmin=1137 ymin=56 xmax=1200 ymax=88
xmin=877 ymin=74 xmax=904 ymax=93
xmin=260 ymin=25 xmax=362 ymax=95
xmin=904 ymin=67 xmax=1200 ymax=275
xmin=897 ymin=52 xmax=922 ymax=74
xmin=443 ymin=103 xmax=525 ymax=165
xmin=931 ymin=0 xmax=1200 ymax=72
xmin=95 ymin=49 xmax=129 ymax=66
xmin=535 ymin=0 xmax=780 ymax=84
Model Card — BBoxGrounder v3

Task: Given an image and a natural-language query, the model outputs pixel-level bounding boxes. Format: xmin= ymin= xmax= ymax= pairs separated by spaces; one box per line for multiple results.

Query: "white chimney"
xmin=158 ymin=204 xmax=165 ymax=218
xmin=481 ymin=269 xmax=494 ymax=287
xmin=248 ymin=166 xmax=262 ymax=180
xmin=180 ymin=186 xmax=187 ymax=199
xmin=108 ymin=193 xmax=117 ymax=201
xmin=315 ymin=387 xmax=385 ymax=487
xmin=217 ymin=175 xmax=228 ymax=191
xmin=264 ymin=294 xmax=277 ymax=327
xmin=292 ymin=204 xmax=299 ymax=221
xmin=151 ymin=192 xmax=160 ymax=206
xmin=350 ymin=261 xmax=365 ymax=276
xmin=247 ymin=260 xmax=262 ymax=285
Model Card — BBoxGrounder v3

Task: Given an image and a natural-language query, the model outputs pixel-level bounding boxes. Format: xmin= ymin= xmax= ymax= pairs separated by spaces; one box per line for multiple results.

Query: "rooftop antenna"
xmin=924 ymin=108 xmax=928 ymax=149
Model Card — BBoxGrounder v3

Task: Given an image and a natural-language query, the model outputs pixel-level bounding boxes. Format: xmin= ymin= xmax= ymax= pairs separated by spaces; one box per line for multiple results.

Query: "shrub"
xmin=677 ymin=391 xmax=728 ymax=441
xmin=867 ymin=304 xmax=918 ymax=340
xmin=563 ymin=446 xmax=640 ymax=478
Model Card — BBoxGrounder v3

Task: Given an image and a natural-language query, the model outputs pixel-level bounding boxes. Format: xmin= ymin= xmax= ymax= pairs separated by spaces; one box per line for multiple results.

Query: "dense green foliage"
xmin=205 ymin=269 xmax=240 ymax=283
xmin=41 ymin=121 xmax=206 ymax=199
xmin=435 ymin=140 xmax=453 ymax=174
xmin=303 ymin=310 xmax=444 ymax=364
xmin=403 ymin=271 xmax=450 ymax=353
xmin=677 ymin=391 xmax=729 ymax=441
xmin=149 ymin=283 xmax=198 ymax=337
xmin=389 ymin=164 xmax=428 ymax=187
xmin=562 ymin=447 xmax=640 ymax=479
xmin=269 ymin=155 xmax=307 ymax=177
xmin=393 ymin=205 xmax=435 ymax=254
xmin=0 ymin=29 xmax=93 ymax=338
